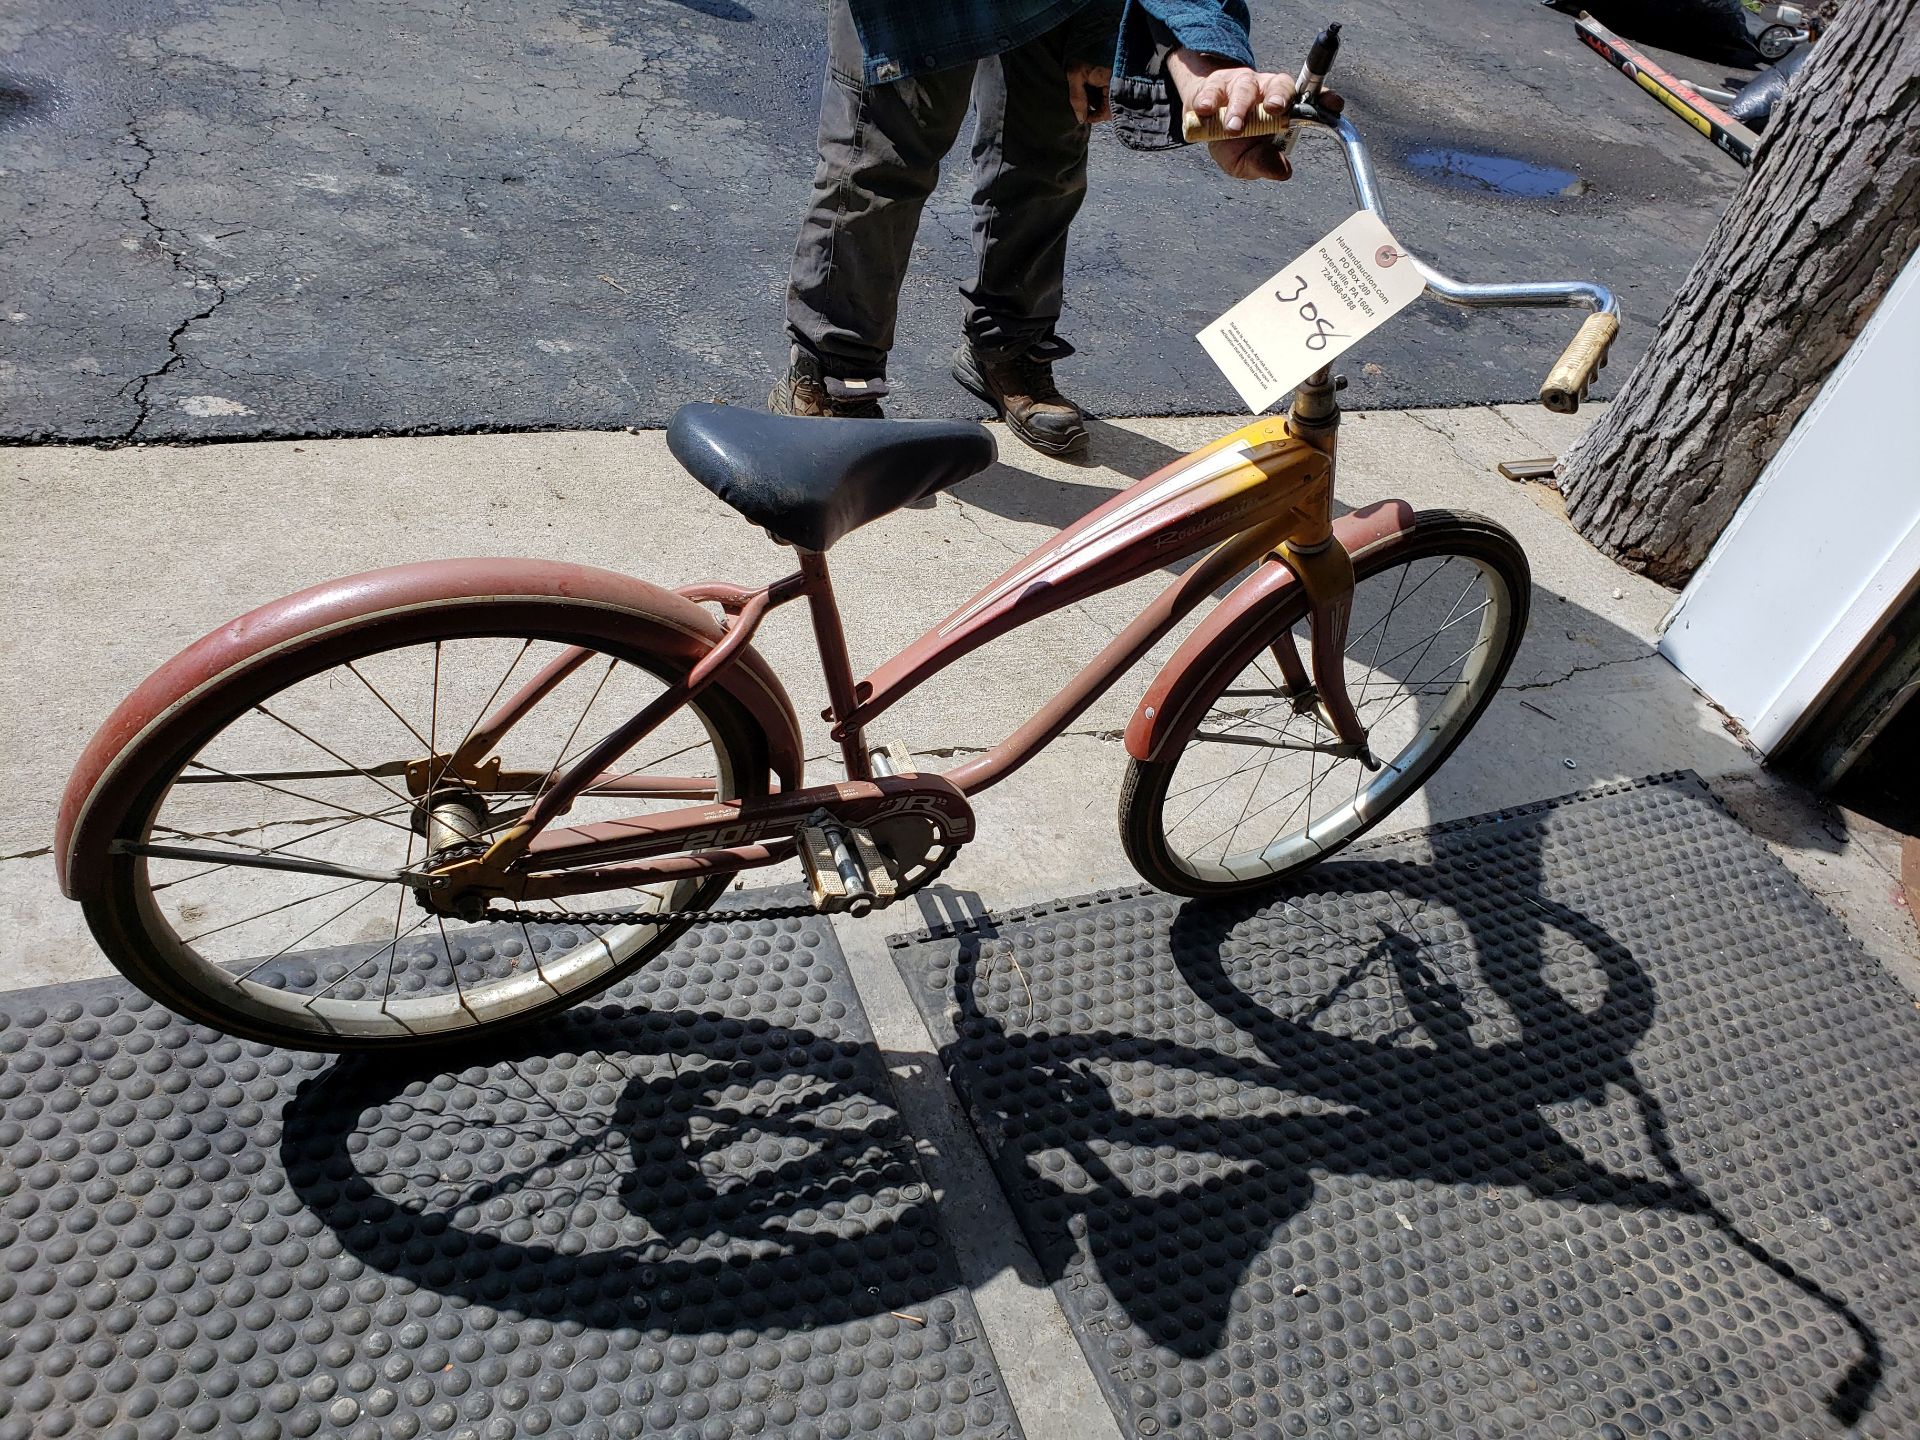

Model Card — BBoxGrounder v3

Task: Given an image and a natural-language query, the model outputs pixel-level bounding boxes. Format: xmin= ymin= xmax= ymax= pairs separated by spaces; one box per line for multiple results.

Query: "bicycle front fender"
xmin=1125 ymin=500 xmax=1416 ymax=764
xmin=55 ymin=559 xmax=808 ymax=900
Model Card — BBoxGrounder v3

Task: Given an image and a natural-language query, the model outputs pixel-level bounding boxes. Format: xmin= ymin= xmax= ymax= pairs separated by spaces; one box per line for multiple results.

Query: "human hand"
xmin=1067 ymin=61 xmax=1113 ymax=125
xmin=1167 ymin=49 xmax=1342 ymax=181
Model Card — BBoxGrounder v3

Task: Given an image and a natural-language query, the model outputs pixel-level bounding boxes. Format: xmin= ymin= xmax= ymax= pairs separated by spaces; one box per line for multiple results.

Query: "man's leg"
xmin=950 ymin=21 xmax=1093 ymax=454
xmin=964 ymin=23 xmax=1090 ymax=355
xmin=779 ymin=0 xmax=973 ymax=415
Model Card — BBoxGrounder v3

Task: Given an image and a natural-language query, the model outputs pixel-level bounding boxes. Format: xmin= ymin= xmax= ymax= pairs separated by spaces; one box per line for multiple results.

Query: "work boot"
xmin=768 ymin=348 xmax=887 ymax=419
xmin=951 ymin=337 xmax=1089 ymax=457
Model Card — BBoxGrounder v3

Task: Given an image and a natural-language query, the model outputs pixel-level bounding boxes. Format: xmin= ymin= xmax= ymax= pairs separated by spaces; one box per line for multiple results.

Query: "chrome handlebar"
xmin=1183 ymin=98 xmax=1621 ymax=411
xmin=1299 ymin=106 xmax=1618 ymax=318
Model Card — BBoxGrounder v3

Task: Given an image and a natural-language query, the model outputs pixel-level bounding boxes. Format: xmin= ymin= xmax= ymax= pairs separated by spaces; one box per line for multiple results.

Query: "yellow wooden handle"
xmin=1181 ymin=106 xmax=1293 ymax=143
xmin=1539 ymin=311 xmax=1620 ymax=415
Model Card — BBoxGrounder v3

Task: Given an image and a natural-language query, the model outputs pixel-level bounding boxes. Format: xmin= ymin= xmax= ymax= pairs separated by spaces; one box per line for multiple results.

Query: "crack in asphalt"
xmin=113 ymin=125 xmax=232 ymax=444
xmin=1507 ymin=652 xmax=1658 ymax=692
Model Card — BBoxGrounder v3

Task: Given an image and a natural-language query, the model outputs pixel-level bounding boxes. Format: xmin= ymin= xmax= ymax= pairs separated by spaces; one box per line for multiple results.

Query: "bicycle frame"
xmin=429 ymin=106 xmax=1621 ymax=908
xmin=442 ymin=397 xmax=1352 ymax=904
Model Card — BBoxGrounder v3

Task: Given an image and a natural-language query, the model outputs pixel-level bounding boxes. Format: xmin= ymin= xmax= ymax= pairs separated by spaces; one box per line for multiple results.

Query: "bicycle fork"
xmin=1269 ymin=367 xmax=1379 ymax=770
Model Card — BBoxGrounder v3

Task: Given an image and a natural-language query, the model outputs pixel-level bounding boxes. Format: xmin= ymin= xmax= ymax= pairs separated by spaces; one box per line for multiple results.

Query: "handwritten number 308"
xmin=1274 ymin=275 xmax=1347 ymax=351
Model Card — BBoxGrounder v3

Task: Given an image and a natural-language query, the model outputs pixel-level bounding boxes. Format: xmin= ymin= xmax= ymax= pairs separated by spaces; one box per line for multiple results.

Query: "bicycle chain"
xmin=483 ymin=837 xmax=961 ymax=929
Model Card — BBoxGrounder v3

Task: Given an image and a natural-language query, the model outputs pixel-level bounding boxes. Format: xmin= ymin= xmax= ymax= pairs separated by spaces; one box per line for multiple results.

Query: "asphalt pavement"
xmin=2 ymin=0 xmax=1753 ymax=443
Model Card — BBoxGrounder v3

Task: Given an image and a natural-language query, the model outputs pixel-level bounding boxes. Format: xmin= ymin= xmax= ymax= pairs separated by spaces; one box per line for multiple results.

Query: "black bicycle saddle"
xmin=667 ymin=402 xmax=997 ymax=551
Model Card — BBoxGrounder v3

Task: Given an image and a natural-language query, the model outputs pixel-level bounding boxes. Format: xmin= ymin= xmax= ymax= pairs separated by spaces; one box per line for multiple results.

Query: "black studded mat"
xmin=0 ymin=906 xmax=1022 ymax=1440
xmin=890 ymin=775 xmax=1920 ymax=1439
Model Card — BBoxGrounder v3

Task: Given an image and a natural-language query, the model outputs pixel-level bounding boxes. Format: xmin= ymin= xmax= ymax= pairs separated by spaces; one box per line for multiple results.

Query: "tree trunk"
xmin=1558 ymin=0 xmax=1920 ymax=586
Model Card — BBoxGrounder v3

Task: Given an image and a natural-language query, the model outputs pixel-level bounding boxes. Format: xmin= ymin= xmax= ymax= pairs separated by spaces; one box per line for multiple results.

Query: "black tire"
xmin=1757 ymin=23 xmax=1799 ymax=60
xmin=82 ymin=599 xmax=770 ymax=1052
xmin=1121 ymin=510 xmax=1530 ymax=897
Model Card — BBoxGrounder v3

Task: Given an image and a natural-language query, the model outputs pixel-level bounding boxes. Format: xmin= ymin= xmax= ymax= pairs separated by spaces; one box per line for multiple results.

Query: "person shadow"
xmin=947 ymin=417 xmax=1191 ymax=535
xmin=927 ymin=836 xmax=1885 ymax=1426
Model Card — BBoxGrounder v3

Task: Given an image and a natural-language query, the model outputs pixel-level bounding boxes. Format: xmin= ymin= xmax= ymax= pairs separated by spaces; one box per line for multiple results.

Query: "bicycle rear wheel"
xmin=79 ymin=599 xmax=770 ymax=1051
xmin=1121 ymin=511 xmax=1529 ymax=896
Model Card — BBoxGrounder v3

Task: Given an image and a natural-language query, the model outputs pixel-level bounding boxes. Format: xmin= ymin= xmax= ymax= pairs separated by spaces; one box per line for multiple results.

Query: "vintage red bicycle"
xmin=54 ymin=79 xmax=1618 ymax=1051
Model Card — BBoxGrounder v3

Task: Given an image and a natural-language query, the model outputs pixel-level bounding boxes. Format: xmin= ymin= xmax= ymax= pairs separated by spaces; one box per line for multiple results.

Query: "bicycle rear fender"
xmin=55 ymin=560 xmax=808 ymax=900
xmin=1125 ymin=500 xmax=1416 ymax=763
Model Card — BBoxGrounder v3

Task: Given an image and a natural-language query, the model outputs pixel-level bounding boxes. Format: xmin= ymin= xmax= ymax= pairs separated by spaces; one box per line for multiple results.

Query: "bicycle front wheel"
xmin=79 ymin=600 xmax=770 ymax=1051
xmin=1121 ymin=510 xmax=1529 ymax=896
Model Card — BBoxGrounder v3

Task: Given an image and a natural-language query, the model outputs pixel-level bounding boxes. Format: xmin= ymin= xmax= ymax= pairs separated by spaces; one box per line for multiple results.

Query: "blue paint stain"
xmin=1404 ymin=148 xmax=1586 ymax=198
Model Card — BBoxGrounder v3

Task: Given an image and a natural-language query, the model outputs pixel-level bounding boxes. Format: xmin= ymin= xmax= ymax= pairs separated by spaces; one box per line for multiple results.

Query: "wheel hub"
xmin=410 ymin=791 xmax=495 ymax=920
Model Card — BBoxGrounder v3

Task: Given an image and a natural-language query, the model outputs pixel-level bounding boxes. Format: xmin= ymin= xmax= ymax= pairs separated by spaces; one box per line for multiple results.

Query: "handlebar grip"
xmin=1539 ymin=311 xmax=1620 ymax=415
xmin=1182 ymin=106 xmax=1292 ymax=143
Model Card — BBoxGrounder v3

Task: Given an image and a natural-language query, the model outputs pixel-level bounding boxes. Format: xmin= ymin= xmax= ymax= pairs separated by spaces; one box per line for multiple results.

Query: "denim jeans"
xmin=784 ymin=0 xmax=1092 ymax=380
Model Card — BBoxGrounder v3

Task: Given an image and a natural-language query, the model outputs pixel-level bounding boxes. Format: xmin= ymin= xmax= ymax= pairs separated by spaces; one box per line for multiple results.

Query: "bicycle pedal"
xmin=866 ymin=740 xmax=916 ymax=778
xmin=799 ymin=810 xmax=898 ymax=916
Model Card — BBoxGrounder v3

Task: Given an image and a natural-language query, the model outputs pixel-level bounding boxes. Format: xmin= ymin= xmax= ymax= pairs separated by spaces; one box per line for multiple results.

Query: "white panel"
xmin=1660 ymin=247 xmax=1920 ymax=754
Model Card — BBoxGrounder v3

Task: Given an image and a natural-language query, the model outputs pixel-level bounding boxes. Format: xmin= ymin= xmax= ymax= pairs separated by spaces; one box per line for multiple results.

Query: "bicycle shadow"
xmin=278 ymin=1005 xmax=955 ymax=1333
xmin=930 ymin=848 xmax=1884 ymax=1425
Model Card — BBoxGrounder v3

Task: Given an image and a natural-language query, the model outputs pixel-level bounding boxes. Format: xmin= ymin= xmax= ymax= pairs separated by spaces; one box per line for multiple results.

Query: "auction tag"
xmin=1197 ymin=210 xmax=1425 ymax=413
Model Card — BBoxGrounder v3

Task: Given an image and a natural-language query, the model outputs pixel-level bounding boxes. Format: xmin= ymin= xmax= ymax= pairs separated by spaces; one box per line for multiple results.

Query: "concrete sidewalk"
xmin=5 ymin=406 xmax=1915 ymax=1437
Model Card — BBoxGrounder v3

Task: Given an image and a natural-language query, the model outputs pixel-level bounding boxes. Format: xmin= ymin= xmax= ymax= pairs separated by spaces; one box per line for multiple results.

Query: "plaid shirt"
xmin=844 ymin=0 xmax=1256 ymax=98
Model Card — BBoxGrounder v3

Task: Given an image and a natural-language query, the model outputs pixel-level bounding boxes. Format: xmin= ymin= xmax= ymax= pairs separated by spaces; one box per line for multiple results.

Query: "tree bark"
xmin=1558 ymin=0 xmax=1920 ymax=586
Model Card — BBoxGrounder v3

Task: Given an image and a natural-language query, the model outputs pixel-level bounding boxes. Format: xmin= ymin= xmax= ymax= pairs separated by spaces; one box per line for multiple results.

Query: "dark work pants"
xmin=784 ymin=0 xmax=1092 ymax=380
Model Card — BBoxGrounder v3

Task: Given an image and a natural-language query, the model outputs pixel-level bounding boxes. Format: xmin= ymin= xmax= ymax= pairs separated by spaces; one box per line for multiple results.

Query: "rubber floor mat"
xmin=0 ymin=905 xmax=1022 ymax=1440
xmin=890 ymin=775 xmax=1920 ymax=1438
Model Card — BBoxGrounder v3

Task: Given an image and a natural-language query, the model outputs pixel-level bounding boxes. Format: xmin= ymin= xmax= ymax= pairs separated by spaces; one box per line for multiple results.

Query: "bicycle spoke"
xmin=1341 ymin=555 xmax=1455 ymax=655
xmin=302 ymin=913 xmax=434 ymax=1007
xmin=234 ymin=882 xmax=387 ymax=981
xmin=434 ymin=916 xmax=479 ymax=1026
xmin=1184 ymin=755 xmax=1322 ymax=857
xmin=443 ymin=640 xmax=534 ymax=782
xmin=381 ymin=823 xmax=421 ymax=1011
xmin=173 ymin=762 xmax=411 ymax=785
xmin=1164 ymin=699 xmax=1301 ymax=814
xmin=347 ymin=659 xmax=434 ymax=751
xmin=1163 ymin=751 xmax=1278 ymax=830
xmin=1364 ymin=590 xmax=1487 ymax=676
xmin=180 ymin=877 xmax=374 ymax=947
xmin=586 ymin=734 xmax=713 ymax=792
xmin=1350 ymin=554 xmax=1420 ymax=734
xmin=180 ymin=762 xmax=415 ymax=833
xmin=1220 ymin=735 xmax=1283 ymax=862
xmin=522 ymin=656 xmax=622 ymax=818
xmin=1356 ymin=638 xmax=1490 ymax=736
xmin=252 ymin=704 xmax=415 ymax=810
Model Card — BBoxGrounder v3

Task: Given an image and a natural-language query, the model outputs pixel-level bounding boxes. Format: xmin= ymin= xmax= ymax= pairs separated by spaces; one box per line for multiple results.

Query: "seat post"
xmin=797 ymin=550 xmax=870 ymax=780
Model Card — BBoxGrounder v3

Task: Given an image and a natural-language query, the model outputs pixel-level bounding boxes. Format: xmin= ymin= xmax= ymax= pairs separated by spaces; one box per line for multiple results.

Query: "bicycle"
xmin=54 ymin=41 xmax=1620 ymax=1052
